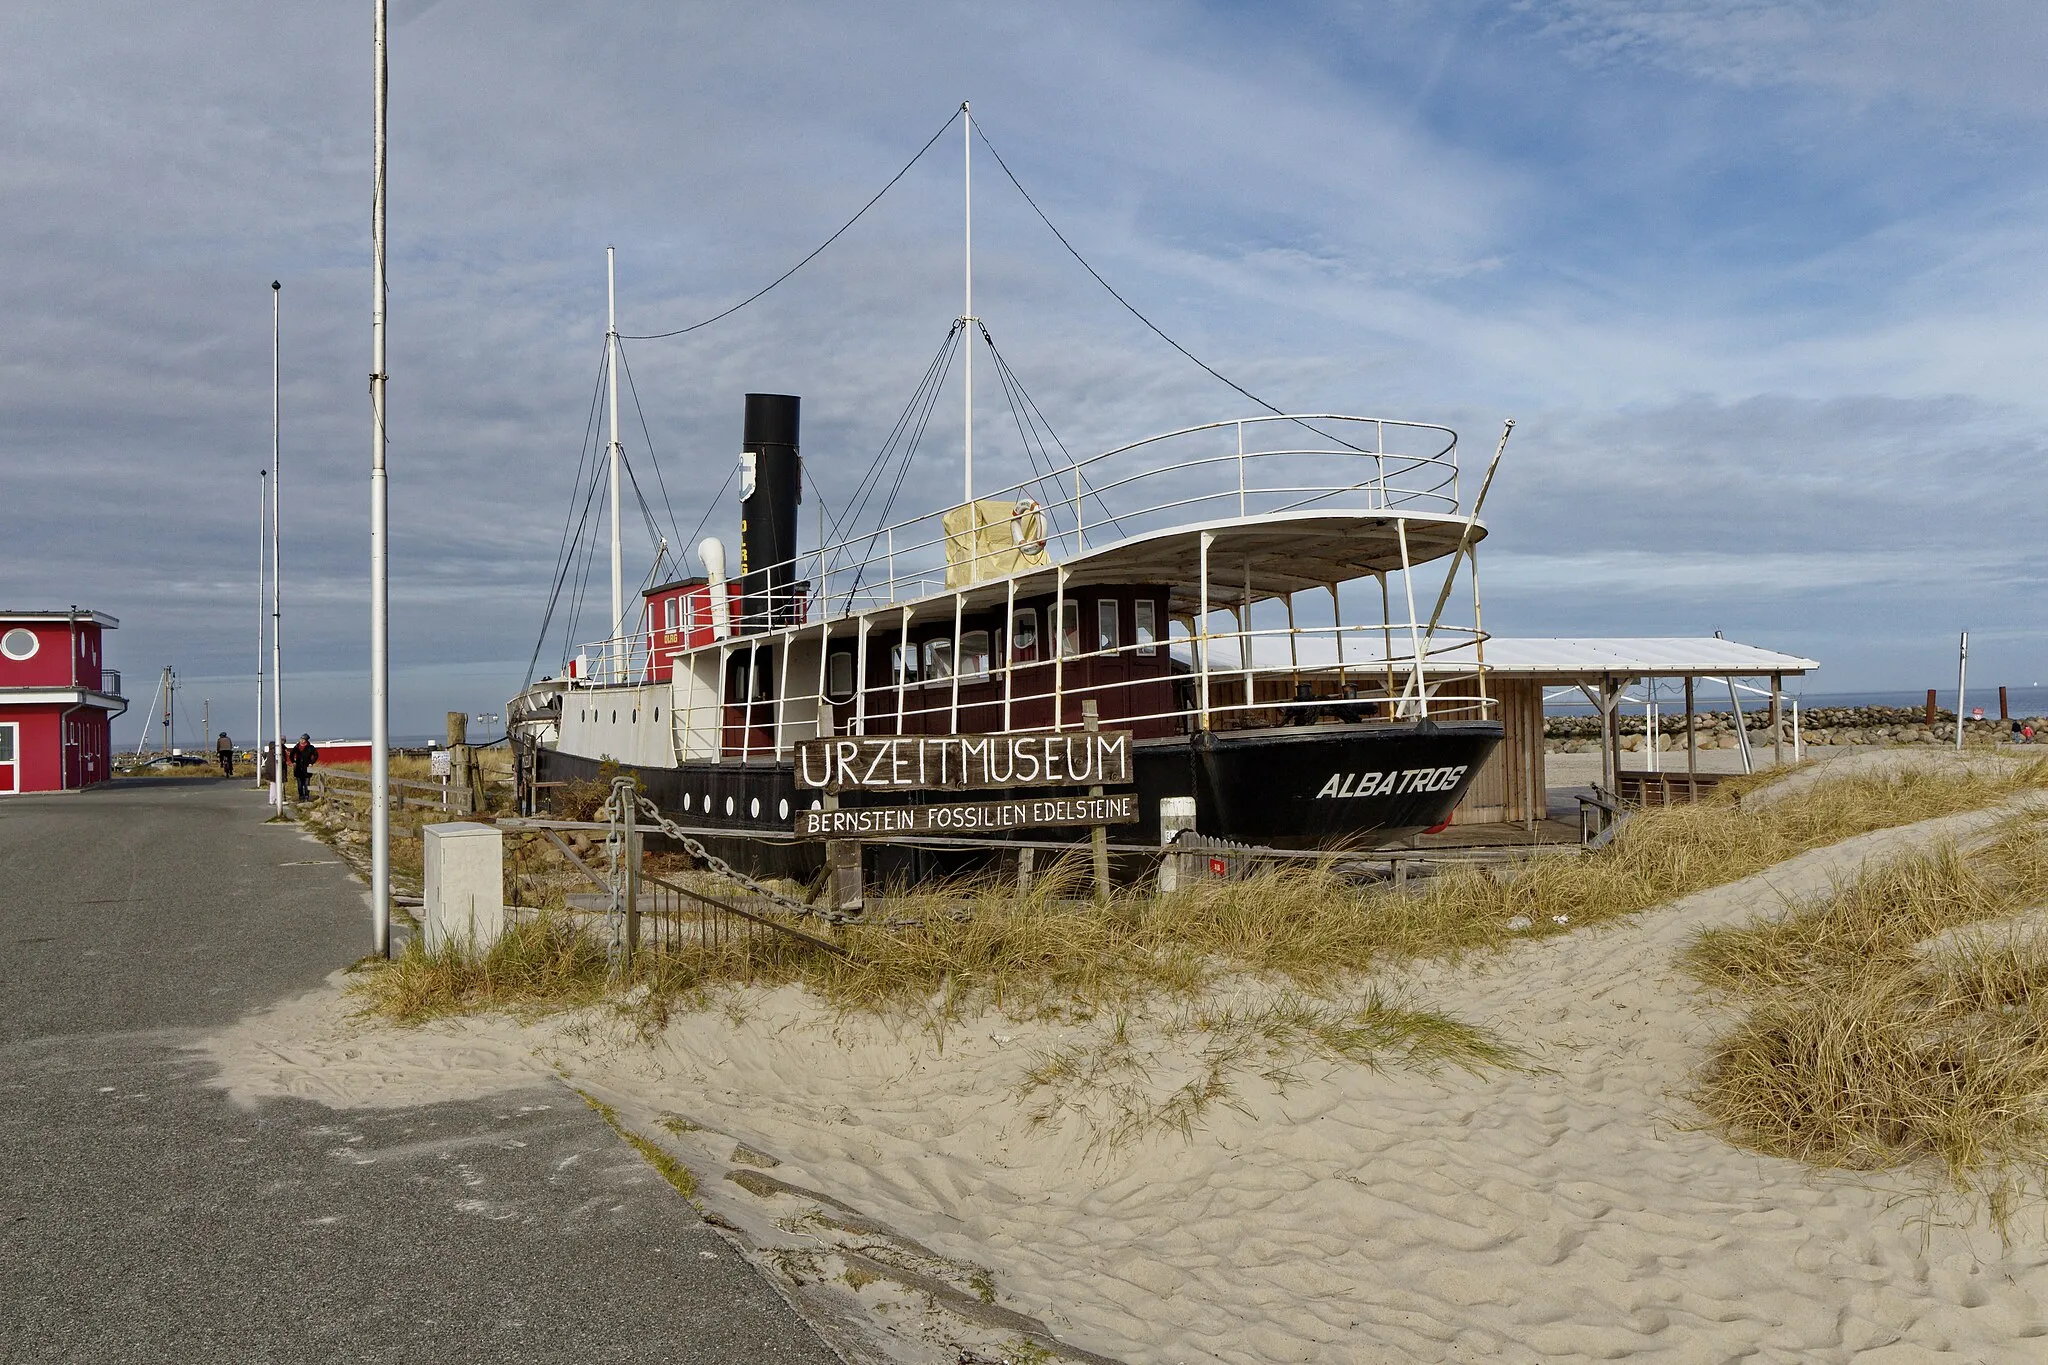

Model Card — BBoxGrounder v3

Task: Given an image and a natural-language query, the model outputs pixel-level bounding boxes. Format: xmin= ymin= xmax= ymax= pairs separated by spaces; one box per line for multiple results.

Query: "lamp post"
xmin=369 ymin=0 xmax=392 ymax=957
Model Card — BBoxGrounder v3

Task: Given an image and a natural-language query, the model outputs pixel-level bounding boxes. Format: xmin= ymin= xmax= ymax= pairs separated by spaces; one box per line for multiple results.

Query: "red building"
xmin=0 ymin=609 xmax=126 ymax=794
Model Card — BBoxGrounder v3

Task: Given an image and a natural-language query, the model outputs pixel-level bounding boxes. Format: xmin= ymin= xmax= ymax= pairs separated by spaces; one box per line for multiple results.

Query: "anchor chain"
xmin=597 ymin=780 xmax=845 ymax=925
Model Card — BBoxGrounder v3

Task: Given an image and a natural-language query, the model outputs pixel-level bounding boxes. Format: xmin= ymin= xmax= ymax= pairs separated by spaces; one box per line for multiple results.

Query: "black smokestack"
xmin=739 ymin=393 xmax=800 ymax=633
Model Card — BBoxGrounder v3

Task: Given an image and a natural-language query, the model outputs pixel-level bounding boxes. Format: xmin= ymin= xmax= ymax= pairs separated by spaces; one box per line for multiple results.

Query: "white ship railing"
xmin=560 ymin=412 xmax=1500 ymax=753
xmin=796 ymin=413 xmax=1461 ymax=615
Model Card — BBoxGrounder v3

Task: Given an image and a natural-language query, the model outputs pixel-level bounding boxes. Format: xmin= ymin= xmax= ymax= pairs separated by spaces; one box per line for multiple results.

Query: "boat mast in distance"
xmin=961 ymin=98 xmax=974 ymax=508
xmin=607 ymin=245 xmax=624 ymax=683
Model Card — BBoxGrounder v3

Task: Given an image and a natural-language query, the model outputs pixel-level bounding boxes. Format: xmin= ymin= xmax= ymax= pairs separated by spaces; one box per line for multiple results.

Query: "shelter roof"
xmin=0 ymin=609 xmax=119 ymax=628
xmin=1425 ymin=637 xmax=1817 ymax=678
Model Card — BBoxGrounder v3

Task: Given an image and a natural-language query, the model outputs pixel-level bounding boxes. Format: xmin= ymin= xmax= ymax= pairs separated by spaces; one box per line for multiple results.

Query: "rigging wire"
xmin=614 ymin=341 xmax=687 ymax=561
xmin=969 ymin=116 xmax=1292 ymax=421
xmin=620 ymin=108 xmax=962 ymax=341
xmin=841 ymin=321 xmax=962 ymax=609
xmin=979 ymin=322 xmax=1126 ymax=536
xmin=972 ymin=115 xmax=1368 ymax=456
xmin=524 ymin=340 xmax=612 ymax=689
xmin=829 ymin=321 xmax=962 ymax=576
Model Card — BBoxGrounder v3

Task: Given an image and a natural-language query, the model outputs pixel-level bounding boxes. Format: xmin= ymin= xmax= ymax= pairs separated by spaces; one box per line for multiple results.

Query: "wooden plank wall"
xmin=1441 ymin=675 xmax=1544 ymax=825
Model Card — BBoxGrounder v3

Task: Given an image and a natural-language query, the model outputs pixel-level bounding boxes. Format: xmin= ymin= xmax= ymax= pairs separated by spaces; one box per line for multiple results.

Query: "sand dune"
xmin=204 ymin=796 xmax=2048 ymax=1363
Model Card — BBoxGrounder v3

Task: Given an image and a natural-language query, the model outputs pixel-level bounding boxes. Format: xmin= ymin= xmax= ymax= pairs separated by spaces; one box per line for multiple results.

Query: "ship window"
xmin=960 ymin=631 xmax=991 ymax=679
xmin=1 ymin=628 xmax=37 ymax=661
xmin=664 ymin=598 xmax=678 ymax=631
xmin=827 ymin=652 xmax=856 ymax=701
xmin=1096 ymin=601 xmax=1120 ymax=654
xmin=685 ymin=596 xmax=700 ymax=632
xmin=752 ymin=646 xmax=775 ymax=700
xmin=1135 ymin=600 xmax=1158 ymax=656
xmin=890 ymin=643 xmax=919 ymax=684
xmin=1056 ymin=598 xmax=1082 ymax=659
xmin=1009 ymin=608 xmax=1038 ymax=663
xmin=923 ymin=638 xmax=953 ymax=679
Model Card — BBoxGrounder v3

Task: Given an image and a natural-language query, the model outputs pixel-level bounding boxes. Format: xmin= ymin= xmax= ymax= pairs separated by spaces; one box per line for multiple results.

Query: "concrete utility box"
xmin=423 ymin=822 xmax=505 ymax=954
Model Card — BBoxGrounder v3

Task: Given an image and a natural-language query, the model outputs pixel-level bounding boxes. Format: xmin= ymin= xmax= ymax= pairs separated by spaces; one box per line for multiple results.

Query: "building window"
xmin=1009 ymin=608 xmax=1038 ymax=663
xmin=923 ymin=638 xmax=954 ymax=679
xmin=1096 ymin=600 xmax=1120 ymax=654
xmin=960 ymin=630 xmax=991 ymax=679
xmin=1 ymin=629 xmax=37 ymax=661
xmin=1135 ymin=600 xmax=1158 ymax=656
xmin=1056 ymin=598 xmax=1082 ymax=659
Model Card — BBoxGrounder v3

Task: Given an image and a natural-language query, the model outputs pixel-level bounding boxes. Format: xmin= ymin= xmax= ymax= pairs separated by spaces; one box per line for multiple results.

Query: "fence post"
xmin=623 ymin=781 xmax=641 ymax=964
xmin=823 ymin=793 xmax=863 ymax=916
xmin=1157 ymin=796 xmax=1196 ymax=894
xmin=1083 ymin=700 xmax=1110 ymax=904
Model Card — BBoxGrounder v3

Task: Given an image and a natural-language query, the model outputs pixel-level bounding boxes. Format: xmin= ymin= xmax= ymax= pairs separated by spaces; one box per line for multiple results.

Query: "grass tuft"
xmin=1022 ymin=993 xmax=1518 ymax=1146
xmin=577 ymin=1090 xmax=697 ymax=1198
xmin=1684 ymin=810 xmax=2048 ymax=1229
xmin=352 ymin=913 xmax=613 ymax=1024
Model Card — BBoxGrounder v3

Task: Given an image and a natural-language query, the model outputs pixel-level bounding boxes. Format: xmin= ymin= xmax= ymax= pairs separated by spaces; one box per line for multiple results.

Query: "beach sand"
xmin=202 ymin=783 xmax=2048 ymax=1363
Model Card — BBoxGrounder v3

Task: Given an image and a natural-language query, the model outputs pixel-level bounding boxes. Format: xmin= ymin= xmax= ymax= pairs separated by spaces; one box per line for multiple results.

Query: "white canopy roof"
xmin=1187 ymin=634 xmax=1817 ymax=679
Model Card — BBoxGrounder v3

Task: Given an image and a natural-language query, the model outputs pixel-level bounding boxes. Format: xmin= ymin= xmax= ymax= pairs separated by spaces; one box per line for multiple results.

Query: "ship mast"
xmin=606 ymin=246 xmax=624 ymax=683
xmin=961 ymin=100 xmax=973 ymax=507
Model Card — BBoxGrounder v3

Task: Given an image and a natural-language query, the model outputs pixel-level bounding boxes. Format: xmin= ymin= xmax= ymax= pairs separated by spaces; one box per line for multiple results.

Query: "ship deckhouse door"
xmin=0 ymin=721 xmax=17 ymax=794
xmin=1091 ymin=595 xmax=1129 ymax=721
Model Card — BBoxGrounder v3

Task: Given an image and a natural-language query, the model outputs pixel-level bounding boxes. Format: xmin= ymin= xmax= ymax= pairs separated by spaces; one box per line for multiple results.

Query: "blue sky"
xmin=2 ymin=0 xmax=2043 ymax=741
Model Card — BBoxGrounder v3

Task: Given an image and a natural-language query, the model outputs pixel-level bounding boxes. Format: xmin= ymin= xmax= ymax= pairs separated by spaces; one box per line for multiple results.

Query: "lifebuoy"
xmin=1010 ymin=497 xmax=1048 ymax=555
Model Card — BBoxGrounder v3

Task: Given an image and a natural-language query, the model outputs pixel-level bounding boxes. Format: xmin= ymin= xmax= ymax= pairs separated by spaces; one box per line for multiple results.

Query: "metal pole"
xmin=1956 ymin=629 xmax=1969 ymax=753
xmin=961 ymin=100 xmax=973 ymax=507
xmin=1770 ymin=672 xmax=1783 ymax=768
xmin=606 ymin=246 xmax=624 ymax=684
xmin=1395 ymin=520 xmax=1425 ymax=719
xmin=1727 ymin=677 xmax=1753 ymax=775
xmin=1684 ymin=675 xmax=1697 ymax=796
xmin=270 ymin=283 xmax=284 ymax=811
xmin=369 ymin=0 xmax=391 ymax=957
xmin=256 ymin=468 xmax=266 ymax=781
xmin=1196 ymin=533 xmax=1212 ymax=729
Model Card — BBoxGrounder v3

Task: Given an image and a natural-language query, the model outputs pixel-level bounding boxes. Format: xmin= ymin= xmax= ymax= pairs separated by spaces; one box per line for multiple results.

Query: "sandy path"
xmin=203 ymin=798 xmax=2048 ymax=1364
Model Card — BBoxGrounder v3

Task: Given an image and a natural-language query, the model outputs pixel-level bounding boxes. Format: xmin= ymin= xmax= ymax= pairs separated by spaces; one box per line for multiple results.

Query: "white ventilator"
xmin=701 ymin=537 xmax=732 ymax=641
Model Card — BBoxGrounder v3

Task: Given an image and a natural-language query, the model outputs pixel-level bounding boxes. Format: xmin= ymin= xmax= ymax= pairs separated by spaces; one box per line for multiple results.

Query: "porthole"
xmin=778 ymin=798 xmax=790 ymax=820
xmin=631 ymin=709 xmax=638 ymax=723
xmin=809 ymin=799 xmax=821 ymax=811
xmin=611 ymin=709 xmax=617 ymax=723
xmin=2 ymin=628 xmax=39 ymax=661
xmin=724 ymin=796 xmax=734 ymax=816
xmin=749 ymin=797 xmax=761 ymax=818
xmin=654 ymin=706 xmax=661 ymax=720
xmin=703 ymin=792 xmax=712 ymax=812
xmin=682 ymin=793 xmax=692 ymax=812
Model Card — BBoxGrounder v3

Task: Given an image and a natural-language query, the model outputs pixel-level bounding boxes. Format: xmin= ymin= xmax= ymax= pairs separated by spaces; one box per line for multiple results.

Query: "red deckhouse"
xmin=0 ymin=609 xmax=126 ymax=794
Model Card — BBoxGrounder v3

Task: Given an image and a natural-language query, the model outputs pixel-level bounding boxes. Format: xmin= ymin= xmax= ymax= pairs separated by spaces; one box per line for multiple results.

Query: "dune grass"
xmin=350 ymin=757 xmax=2048 ymax=1141
xmin=1683 ymin=810 xmax=2048 ymax=1229
xmin=357 ymin=757 xmax=2048 ymax=1031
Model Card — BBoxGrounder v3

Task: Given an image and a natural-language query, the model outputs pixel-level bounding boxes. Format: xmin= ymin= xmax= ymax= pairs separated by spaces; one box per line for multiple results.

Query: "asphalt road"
xmin=0 ymin=778 xmax=841 ymax=1364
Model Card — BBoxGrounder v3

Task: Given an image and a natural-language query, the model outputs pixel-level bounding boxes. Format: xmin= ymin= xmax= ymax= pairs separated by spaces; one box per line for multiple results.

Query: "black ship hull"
xmin=537 ymin=719 xmax=1502 ymax=882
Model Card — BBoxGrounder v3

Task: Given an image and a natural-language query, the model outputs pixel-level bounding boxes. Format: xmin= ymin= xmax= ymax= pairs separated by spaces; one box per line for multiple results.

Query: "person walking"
xmin=216 ymin=732 xmax=235 ymax=778
xmin=289 ymin=733 xmax=319 ymax=802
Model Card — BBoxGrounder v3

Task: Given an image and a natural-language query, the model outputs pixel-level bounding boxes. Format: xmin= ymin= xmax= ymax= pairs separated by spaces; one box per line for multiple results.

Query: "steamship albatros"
xmin=514 ymin=136 xmax=1505 ymax=879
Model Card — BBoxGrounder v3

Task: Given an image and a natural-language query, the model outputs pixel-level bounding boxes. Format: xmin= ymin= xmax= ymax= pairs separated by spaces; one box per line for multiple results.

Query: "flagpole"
xmin=257 ymin=467 xmax=267 ymax=785
xmin=370 ymin=0 xmax=392 ymax=957
xmin=270 ymin=282 xmax=284 ymax=811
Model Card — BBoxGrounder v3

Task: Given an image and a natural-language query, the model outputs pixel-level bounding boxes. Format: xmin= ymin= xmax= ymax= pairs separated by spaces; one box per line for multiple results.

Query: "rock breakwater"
xmin=1544 ymin=705 xmax=2039 ymax=754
